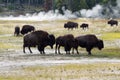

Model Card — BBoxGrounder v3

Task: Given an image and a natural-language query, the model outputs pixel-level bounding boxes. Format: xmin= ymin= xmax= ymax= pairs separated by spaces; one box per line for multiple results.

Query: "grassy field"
xmin=0 ymin=18 xmax=120 ymax=57
xmin=0 ymin=63 xmax=120 ymax=80
xmin=0 ymin=18 xmax=120 ymax=80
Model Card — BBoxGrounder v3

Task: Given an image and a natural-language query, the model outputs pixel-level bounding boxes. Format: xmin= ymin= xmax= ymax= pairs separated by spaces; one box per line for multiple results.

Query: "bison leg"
xmin=43 ymin=51 xmax=45 ymax=54
xmin=88 ymin=51 xmax=91 ymax=55
xmin=72 ymin=48 xmax=79 ymax=54
xmin=55 ymin=44 xmax=58 ymax=54
xmin=86 ymin=47 xmax=92 ymax=55
xmin=116 ymin=23 xmax=118 ymax=26
xmin=58 ymin=45 xmax=61 ymax=54
xmin=72 ymin=48 xmax=74 ymax=54
xmin=37 ymin=45 xmax=45 ymax=54
xmin=23 ymin=46 xmax=26 ymax=53
xmin=28 ymin=46 xmax=32 ymax=53
xmin=66 ymin=51 xmax=70 ymax=54
xmin=76 ymin=48 xmax=79 ymax=54
xmin=66 ymin=50 xmax=71 ymax=54
xmin=39 ymin=51 xmax=44 ymax=54
xmin=75 ymin=48 xmax=79 ymax=54
xmin=40 ymin=51 xmax=45 ymax=54
xmin=42 ymin=49 xmax=45 ymax=54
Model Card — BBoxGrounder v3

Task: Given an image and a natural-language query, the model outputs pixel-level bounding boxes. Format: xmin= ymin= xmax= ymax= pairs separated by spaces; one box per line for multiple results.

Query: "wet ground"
xmin=0 ymin=49 xmax=120 ymax=72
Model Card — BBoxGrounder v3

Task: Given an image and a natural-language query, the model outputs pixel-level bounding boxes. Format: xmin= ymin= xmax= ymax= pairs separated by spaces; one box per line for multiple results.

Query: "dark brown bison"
xmin=74 ymin=34 xmax=104 ymax=55
xmin=55 ymin=34 xmax=76 ymax=54
xmin=64 ymin=21 xmax=78 ymax=30
xmin=14 ymin=26 xmax=20 ymax=36
xmin=21 ymin=25 xmax=35 ymax=35
xmin=108 ymin=20 xmax=118 ymax=26
xmin=23 ymin=30 xmax=55 ymax=54
xmin=80 ymin=23 xmax=89 ymax=30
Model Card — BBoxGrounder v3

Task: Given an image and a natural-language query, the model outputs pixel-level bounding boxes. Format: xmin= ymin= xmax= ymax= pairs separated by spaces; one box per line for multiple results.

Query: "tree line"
xmin=0 ymin=0 xmax=117 ymax=14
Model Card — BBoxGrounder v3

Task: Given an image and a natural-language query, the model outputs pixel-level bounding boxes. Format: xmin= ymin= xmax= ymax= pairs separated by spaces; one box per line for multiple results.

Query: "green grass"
xmin=89 ymin=48 xmax=120 ymax=58
xmin=101 ymin=32 xmax=120 ymax=40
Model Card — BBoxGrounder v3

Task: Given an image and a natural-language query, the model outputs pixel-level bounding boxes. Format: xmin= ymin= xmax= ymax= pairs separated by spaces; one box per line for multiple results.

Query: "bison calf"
xmin=75 ymin=34 xmax=104 ymax=55
xmin=14 ymin=26 xmax=20 ymax=36
xmin=80 ymin=23 xmax=89 ymax=30
xmin=23 ymin=30 xmax=55 ymax=54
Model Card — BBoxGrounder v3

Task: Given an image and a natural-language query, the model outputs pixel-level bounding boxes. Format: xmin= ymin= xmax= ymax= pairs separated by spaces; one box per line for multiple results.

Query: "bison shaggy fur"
xmin=55 ymin=34 xmax=76 ymax=54
xmin=108 ymin=20 xmax=118 ymax=26
xmin=21 ymin=25 xmax=35 ymax=35
xmin=23 ymin=30 xmax=55 ymax=54
xmin=14 ymin=26 xmax=20 ymax=36
xmin=64 ymin=21 xmax=78 ymax=30
xmin=80 ymin=23 xmax=89 ymax=30
xmin=75 ymin=34 xmax=104 ymax=55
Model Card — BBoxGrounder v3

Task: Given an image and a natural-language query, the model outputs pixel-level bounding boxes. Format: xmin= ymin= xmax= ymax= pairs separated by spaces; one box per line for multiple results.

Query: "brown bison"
xmin=108 ymin=20 xmax=118 ymax=26
xmin=21 ymin=25 xmax=35 ymax=35
xmin=74 ymin=34 xmax=104 ymax=55
xmin=80 ymin=23 xmax=89 ymax=30
xmin=55 ymin=34 xmax=76 ymax=54
xmin=23 ymin=30 xmax=55 ymax=54
xmin=14 ymin=26 xmax=20 ymax=36
xmin=64 ymin=21 xmax=78 ymax=30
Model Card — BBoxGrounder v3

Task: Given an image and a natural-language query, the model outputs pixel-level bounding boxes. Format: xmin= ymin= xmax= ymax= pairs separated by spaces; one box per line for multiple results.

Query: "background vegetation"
xmin=0 ymin=0 xmax=117 ymax=15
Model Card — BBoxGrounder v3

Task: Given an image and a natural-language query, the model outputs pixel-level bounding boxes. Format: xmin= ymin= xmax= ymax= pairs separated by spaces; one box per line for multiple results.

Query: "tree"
xmin=79 ymin=0 xmax=89 ymax=9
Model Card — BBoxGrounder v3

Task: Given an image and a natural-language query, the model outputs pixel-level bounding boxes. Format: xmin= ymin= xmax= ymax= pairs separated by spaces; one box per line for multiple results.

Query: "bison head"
xmin=48 ymin=34 xmax=55 ymax=49
xmin=97 ymin=39 xmax=104 ymax=50
xmin=108 ymin=21 xmax=111 ymax=24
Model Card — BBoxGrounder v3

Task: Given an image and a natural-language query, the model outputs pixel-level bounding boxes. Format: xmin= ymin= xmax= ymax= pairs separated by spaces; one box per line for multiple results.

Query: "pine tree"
xmin=79 ymin=0 xmax=89 ymax=9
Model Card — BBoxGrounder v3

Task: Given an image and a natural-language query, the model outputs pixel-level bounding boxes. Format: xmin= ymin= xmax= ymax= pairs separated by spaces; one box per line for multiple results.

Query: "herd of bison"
xmin=14 ymin=19 xmax=118 ymax=55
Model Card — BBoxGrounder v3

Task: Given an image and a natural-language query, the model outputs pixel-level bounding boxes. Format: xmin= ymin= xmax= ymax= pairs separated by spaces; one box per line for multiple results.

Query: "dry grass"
xmin=0 ymin=18 xmax=120 ymax=51
xmin=0 ymin=19 xmax=120 ymax=80
xmin=0 ymin=63 xmax=120 ymax=80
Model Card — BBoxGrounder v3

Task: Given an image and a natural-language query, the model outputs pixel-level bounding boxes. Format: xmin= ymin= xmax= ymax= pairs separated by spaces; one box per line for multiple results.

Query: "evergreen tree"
xmin=79 ymin=0 xmax=89 ymax=9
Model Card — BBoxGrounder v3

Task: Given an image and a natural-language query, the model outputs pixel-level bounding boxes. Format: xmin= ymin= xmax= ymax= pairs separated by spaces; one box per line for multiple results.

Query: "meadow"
xmin=0 ymin=18 xmax=120 ymax=80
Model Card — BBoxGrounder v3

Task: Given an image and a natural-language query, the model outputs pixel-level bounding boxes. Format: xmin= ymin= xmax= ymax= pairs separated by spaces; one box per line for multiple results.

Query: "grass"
xmin=101 ymin=32 xmax=120 ymax=40
xmin=0 ymin=63 xmax=120 ymax=80
xmin=0 ymin=35 xmax=23 ymax=52
xmin=0 ymin=19 xmax=120 ymax=57
xmin=89 ymin=48 xmax=120 ymax=58
xmin=0 ymin=18 xmax=120 ymax=80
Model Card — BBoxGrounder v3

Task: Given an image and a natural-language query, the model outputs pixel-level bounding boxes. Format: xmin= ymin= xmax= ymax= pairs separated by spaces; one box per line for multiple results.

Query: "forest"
xmin=0 ymin=0 xmax=117 ymax=16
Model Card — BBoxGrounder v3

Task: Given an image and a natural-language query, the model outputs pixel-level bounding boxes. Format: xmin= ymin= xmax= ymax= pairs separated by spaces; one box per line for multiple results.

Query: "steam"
xmin=117 ymin=0 xmax=120 ymax=7
xmin=80 ymin=0 xmax=120 ymax=19
xmin=0 ymin=9 xmax=77 ymax=21
xmin=80 ymin=5 xmax=103 ymax=18
xmin=0 ymin=0 xmax=120 ymax=21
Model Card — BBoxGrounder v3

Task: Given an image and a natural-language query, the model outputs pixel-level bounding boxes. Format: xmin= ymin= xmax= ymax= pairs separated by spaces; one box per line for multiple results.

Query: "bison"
xmin=55 ymin=34 xmax=76 ymax=54
xmin=21 ymin=25 xmax=35 ymax=35
xmin=64 ymin=21 xmax=78 ymax=30
xmin=80 ymin=23 xmax=89 ymax=30
xmin=108 ymin=20 xmax=118 ymax=26
xmin=23 ymin=30 xmax=55 ymax=54
xmin=74 ymin=34 xmax=104 ymax=55
xmin=14 ymin=26 xmax=20 ymax=36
